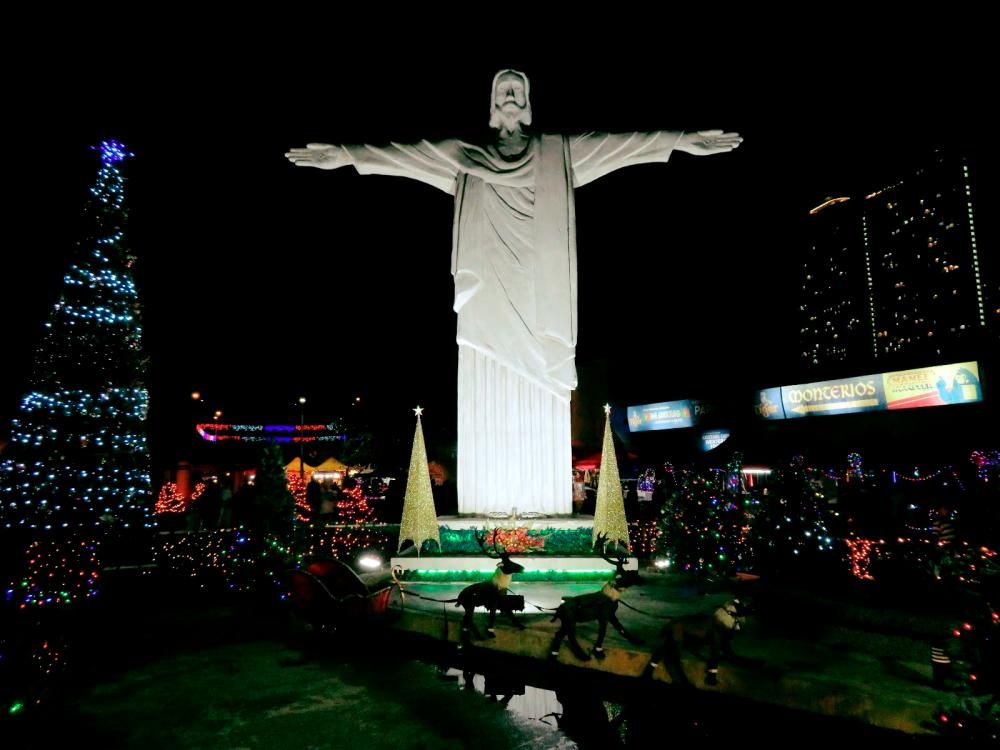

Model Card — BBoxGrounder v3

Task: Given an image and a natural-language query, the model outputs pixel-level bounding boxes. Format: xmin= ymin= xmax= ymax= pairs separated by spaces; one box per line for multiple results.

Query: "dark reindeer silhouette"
xmin=549 ymin=534 xmax=643 ymax=661
xmin=643 ymin=598 xmax=750 ymax=686
xmin=456 ymin=529 xmax=526 ymax=648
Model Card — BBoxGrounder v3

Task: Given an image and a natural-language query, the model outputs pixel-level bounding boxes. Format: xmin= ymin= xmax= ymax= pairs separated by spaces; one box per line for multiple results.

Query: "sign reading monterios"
xmin=756 ymin=361 xmax=982 ymax=420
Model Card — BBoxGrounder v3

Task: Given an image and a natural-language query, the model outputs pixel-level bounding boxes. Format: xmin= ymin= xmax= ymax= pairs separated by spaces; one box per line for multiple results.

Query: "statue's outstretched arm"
xmin=674 ymin=130 xmax=743 ymax=156
xmin=285 ymin=143 xmax=348 ymax=170
xmin=285 ymin=140 xmax=461 ymax=194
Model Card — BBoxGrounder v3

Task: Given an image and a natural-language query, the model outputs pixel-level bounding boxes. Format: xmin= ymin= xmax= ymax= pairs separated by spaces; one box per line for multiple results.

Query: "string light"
xmin=0 ymin=140 xmax=152 ymax=531
xmin=844 ymin=535 xmax=880 ymax=580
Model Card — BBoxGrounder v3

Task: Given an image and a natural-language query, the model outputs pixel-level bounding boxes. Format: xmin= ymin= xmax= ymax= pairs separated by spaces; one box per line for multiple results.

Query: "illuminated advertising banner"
xmin=780 ymin=375 xmax=885 ymax=418
xmin=883 ymin=362 xmax=983 ymax=410
xmin=754 ymin=387 xmax=786 ymax=420
xmin=628 ymin=400 xmax=703 ymax=431
xmin=755 ymin=361 xmax=982 ymax=420
xmin=701 ymin=429 xmax=731 ymax=452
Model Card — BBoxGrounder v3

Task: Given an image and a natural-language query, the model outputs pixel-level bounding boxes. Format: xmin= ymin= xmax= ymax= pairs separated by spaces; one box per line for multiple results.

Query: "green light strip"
xmin=405 ymin=569 xmax=616 ymax=582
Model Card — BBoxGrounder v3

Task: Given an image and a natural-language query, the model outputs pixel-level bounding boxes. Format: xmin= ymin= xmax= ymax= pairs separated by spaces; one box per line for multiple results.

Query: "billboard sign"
xmin=627 ymin=399 xmax=707 ymax=432
xmin=755 ymin=361 xmax=981 ymax=420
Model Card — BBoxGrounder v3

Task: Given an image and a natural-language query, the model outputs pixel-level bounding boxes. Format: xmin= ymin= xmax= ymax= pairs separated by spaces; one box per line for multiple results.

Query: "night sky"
xmin=2 ymin=30 xmax=995 ymax=471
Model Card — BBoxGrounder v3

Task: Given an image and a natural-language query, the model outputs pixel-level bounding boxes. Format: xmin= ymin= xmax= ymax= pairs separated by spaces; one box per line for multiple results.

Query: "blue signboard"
xmin=627 ymin=400 xmax=696 ymax=432
xmin=701 ymin=429 xmax=731 ymax=452
xmin=780 ymin=375 xmax=886 ymax=418
xmin=755 ymin=361 xmax=982 ymax=420
xmin=754 ymin=387 xmax=785 ymax=420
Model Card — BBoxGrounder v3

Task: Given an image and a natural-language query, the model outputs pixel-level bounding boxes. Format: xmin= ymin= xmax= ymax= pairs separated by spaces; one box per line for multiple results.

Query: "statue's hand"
xmin=676 ymin=130 xmax=742 ymax=156
xmin=285 ymin=143 xmax=346 ymax=170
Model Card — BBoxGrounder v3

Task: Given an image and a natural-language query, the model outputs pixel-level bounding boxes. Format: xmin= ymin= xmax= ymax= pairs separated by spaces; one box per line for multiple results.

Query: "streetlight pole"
xmin=298 ymin=397 xmax=306 ymax=479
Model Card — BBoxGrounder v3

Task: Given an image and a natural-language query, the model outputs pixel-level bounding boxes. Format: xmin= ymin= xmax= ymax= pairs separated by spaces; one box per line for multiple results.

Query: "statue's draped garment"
xmin=341 ymin=131 xmax=680 ymax=514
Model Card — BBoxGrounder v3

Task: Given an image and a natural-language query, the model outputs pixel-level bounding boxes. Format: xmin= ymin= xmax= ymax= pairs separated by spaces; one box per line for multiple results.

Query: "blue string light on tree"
xmin=0 ymin=140 xmax=152 ymax=533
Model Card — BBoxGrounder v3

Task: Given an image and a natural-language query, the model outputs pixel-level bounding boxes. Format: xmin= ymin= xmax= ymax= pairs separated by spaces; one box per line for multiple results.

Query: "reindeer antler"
xmin=594 ymin=532 xmax=628 ymax=569
xmin=475 ymin=528 xmax=501 ymax=559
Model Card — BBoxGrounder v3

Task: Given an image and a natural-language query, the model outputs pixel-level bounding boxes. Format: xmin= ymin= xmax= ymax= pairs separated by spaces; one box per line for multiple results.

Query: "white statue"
xmin=287 ymin=69 xmax=740 ymax=516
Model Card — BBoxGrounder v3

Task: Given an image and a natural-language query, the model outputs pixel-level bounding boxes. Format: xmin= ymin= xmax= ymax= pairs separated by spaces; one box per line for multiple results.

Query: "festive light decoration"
xmin=484 ymin=527 xmax=548 ymax=553
xmin=846 ymin=452 xmax=864 ymax=481
xmin=0 ymin=140 xmax=151 ymax=530
xmin=253 ymin=443 xmax=296 ymax=535
xmin=285 ymin=472 xmax=310 ymax=522
xmin=155 ymin=528 xmax=276 ymax=593
xmin=971 ymin=450 xmax=999 ymax=481
xmin=593 ymin=407 xmax=630 ymax=550
xmin=933 ymin=599 xmax=1000 ymax=742
xmin=630 ymin=520 xmax=662 ymax=557
xmin=398 ymin=408 xmax=440 ymax=553
xmin=844 ymin=535 xmax=880 ymax=580
xmin=438 ymin=527 xmax=592 ymax=555
xmin=196 ymin=422 xmax=348 ymax=443
xmin=334 ymin=483 xmax=374 ymax=525
xmin=659 ymin=456 xmax=760 ymax=577
xmin=154 ymin=481 xmax=204 ymax=514
xmin=14 ymin=538 xmax=101 ymax=607
xmin=405 ymin=569 xmax=624 ymax=583
xmin=299 ymin=525 xmax=395 ymax=562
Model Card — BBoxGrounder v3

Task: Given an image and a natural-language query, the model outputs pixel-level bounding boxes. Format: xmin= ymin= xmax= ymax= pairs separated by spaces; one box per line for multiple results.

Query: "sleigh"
xmin=286 ymin=558 xmax=399 ymax=632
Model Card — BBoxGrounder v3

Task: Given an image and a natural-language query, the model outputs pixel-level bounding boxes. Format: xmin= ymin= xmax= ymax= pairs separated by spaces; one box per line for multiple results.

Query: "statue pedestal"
xmin=390 ymin=514 xmax=636 ymax=580
xmin=435 ymin=514 xmax=592 ymax=530
xmin=390 ymin=554 xmax=636 ymax=576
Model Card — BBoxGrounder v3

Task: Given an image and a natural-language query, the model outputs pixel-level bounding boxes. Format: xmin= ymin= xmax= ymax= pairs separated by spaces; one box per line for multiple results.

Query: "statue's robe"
xmin=341 ymin=131 xmax=680 ymax=514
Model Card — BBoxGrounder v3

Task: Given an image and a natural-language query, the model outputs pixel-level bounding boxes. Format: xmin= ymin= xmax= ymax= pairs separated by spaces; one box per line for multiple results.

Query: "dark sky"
xmin=1 ymin=29 xmax=995 ymax=468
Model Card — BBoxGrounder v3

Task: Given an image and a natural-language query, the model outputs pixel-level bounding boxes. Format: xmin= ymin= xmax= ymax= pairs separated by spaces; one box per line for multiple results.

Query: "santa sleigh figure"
xmin=285 ymin=557 xmax=401 ymax=635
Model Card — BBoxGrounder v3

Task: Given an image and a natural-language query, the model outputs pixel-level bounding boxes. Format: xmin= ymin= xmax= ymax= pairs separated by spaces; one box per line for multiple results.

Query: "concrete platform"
xmin=387 ymin=574 xmax=946 ymax=736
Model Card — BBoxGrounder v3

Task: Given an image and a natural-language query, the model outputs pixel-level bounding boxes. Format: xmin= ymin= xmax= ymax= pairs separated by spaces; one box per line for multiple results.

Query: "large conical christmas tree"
xmin=593 ymin=405 xmax=630 ymax=550
xmin=398 ymin=407 xmax=440 ymax=554
xmin=0 ymin=141 xmax=152 ymax=532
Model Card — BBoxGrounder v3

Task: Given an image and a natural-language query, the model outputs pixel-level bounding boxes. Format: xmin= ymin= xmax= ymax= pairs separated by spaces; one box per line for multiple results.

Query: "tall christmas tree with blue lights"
xmin=1 ymin=141 xmax=152 ymax=535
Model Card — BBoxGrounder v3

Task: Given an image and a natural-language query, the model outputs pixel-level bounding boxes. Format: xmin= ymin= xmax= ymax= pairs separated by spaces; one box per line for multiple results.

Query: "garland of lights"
xmin=285 ymin=472 xmax=310 ymax=522
xmin=197 ymin=423 xmax=348 ymax=443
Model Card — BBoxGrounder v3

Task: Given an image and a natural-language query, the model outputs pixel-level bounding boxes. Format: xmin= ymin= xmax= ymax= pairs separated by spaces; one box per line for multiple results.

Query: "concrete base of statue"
xmin=390 ymin=514 xmax=637 ymax=576
xmin=435 ymin=514 xmax=593 ymax=530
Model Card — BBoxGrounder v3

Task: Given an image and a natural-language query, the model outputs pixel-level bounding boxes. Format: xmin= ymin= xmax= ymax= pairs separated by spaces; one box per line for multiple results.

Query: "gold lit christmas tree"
xmin=593 ymin=405 xmax=630 ymax=550
xmin=398 ymin=406 xmax=440 ymax=554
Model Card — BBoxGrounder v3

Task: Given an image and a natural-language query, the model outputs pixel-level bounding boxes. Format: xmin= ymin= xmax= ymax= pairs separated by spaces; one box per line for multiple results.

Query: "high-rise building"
xmin=801 ymin=152 xmax=991 ymax=370
xmin=800 ymin=196 xmax=869 ymax=367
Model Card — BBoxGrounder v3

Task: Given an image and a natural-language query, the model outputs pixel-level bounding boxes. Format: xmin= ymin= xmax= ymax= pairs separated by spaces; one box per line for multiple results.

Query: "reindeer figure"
xmin=549 ymin=534 xmax=643 ymax=661
xmin=643 ymin=598 xmax=750 ymax=686
xmin=456 ymin=529 xmax=526 ymax=648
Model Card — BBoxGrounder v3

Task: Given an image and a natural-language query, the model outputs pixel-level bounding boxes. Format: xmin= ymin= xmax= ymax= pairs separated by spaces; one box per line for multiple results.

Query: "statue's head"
xmin=489 ymin=69 xmax=532 ymax=130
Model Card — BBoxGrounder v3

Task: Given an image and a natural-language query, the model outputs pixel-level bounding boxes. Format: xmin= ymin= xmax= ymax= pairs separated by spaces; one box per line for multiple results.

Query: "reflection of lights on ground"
xmin=358 ymin=554 xmax=382 ymax=570
xmin=446 ymin=668 xmax=562 ymax=723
